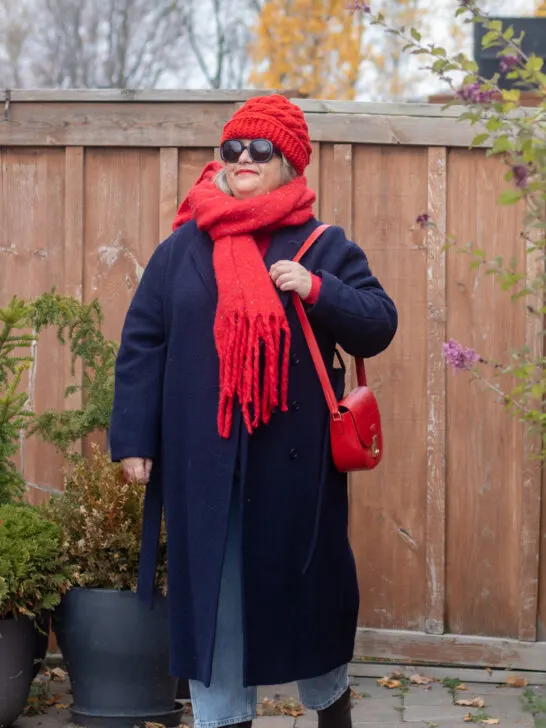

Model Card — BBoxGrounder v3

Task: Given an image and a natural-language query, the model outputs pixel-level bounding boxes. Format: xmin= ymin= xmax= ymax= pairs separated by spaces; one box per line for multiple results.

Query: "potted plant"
xmin=0 ymin=503 xmax=72 ymax=727
xmin=43 ymin=447 xmax=181 ymax=728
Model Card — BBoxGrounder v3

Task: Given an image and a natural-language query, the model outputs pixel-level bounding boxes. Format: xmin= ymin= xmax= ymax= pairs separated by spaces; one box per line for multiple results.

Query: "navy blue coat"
xmin=109 ymin=218 xmax=397 ymax=687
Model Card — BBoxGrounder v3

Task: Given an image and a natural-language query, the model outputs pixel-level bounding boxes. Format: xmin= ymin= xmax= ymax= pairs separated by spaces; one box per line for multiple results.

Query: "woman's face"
xmin=225 ymin=139 xmax=283 ymax=199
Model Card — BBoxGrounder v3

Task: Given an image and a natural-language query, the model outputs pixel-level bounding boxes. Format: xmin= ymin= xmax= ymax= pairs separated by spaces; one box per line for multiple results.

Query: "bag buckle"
xmin=332 ymin=410 xmax=343 ymax=423
xmin=371 ymin=434 xmax=380 ymax=459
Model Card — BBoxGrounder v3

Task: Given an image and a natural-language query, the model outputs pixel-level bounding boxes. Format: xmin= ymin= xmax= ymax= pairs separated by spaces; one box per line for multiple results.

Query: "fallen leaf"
xmin=50 ymin=667 xmax=67 ymax=682
xmin=378 ymin=677 xmax=402 ymax=689
xmin=458 ymin=683 xmax=468 ymax=691
xmin=350 ymin=687 xmax=363 ymax=699
xmin=506 ymin=676 xmax=527 ymax=688
xmin=258 ymin=697 xmax=304 ymax=718
xmin=481 ymin=720 xmax=499 ymax=725
xmin=410 ymin=674 xmax=434 ymax=685
xmin=55 ymin=704 xmax=70 ymax=710
xmin=456 ymin=698 xmax=485 ymax=708
xmin=144 ymin=723 xmax=165 ymax=728
xmin=464 ymin=716 xmax=472 ymax=723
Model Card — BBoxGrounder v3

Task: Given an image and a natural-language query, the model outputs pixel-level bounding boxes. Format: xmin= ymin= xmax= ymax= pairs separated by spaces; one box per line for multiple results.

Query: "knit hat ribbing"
xmin=221 ymin=95 xmax=312 ymax=176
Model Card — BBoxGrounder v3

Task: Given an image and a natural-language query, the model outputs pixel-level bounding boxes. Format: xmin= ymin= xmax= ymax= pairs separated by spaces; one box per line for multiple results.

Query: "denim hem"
xmin=194 ymin=712 xmax=256 ymax=728
xmin=302 ymin=678 xmax=350 ymax=712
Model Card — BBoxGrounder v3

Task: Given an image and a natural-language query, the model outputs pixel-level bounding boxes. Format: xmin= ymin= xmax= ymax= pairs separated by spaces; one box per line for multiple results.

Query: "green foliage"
xmin=0 ymin=291 xmax=117 ymax=505
xmin=0 ymin=503 xmax=72 ymax=618
xmin=29 ymin=292 xmax=117 ymax=454
xmin=0 ymin=297 xmax=35 ymax=504
xmin=356 ymin=0 xmax=546 ymax=458
xmin=42 ymin=447 xmax=167 ymax=592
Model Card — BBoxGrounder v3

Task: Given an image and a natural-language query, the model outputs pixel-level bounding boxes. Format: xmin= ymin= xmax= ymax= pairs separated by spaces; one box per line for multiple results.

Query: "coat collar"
xmin=190 ymin=218 xmax=320 ymax=308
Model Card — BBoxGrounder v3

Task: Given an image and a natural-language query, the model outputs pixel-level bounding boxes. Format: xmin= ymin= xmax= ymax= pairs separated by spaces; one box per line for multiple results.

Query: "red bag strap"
xmin=292 ymin=225 xmax=367 ymax=415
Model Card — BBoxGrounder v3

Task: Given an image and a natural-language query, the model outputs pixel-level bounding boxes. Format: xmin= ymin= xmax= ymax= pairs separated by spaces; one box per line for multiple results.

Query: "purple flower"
xmin=512 ymin=163 xmax=530 ymax=189
xmin=443 ymin=339 xmax=480 ymax=371
xmin=416 ymin=213 xmax=431 ymax=229
xmin=346 ymin=0 xmax=371 ymax=12
xmin=499 ymin=55 xmax=519 ymax=73
xmin=456 ymin=82 xmax=494 ymax=104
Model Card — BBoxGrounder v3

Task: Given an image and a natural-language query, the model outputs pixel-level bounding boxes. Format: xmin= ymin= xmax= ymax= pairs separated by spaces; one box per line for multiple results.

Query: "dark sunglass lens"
xmin=221 ymin=140 xmax=244 ymax=163
xmin=249 ymin=139 xmax=274 ymax=162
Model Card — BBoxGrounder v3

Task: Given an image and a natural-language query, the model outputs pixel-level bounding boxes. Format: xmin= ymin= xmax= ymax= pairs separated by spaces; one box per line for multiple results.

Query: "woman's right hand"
xmin=121 ymin=457 xmax=153 ymax=484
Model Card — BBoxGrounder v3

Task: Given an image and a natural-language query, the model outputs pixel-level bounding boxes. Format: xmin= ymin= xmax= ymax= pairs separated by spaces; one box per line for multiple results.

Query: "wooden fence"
xmin=1 ymin=90 xmax=544 ymax=675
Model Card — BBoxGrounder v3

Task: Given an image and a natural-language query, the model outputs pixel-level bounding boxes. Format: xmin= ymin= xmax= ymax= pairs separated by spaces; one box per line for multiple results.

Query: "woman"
xmin=110 ymin=94 xmax=397 ymax=728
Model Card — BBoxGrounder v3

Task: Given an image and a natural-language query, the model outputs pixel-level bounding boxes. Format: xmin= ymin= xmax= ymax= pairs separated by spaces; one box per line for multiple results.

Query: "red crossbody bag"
xmin=292 ymin=224 xmax=383 ymax=472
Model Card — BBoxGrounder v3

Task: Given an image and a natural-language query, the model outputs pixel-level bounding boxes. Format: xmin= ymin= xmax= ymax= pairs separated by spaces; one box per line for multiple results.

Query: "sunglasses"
xmin=220 ymin=139 xmax=281 ymax=164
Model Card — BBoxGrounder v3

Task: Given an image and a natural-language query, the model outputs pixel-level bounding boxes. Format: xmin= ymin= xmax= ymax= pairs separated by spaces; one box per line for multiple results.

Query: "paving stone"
xmin=422 ymin=720 xmax=533 ymax=728
xmin=255 ymin=718 xmax=296 ymax=727
xmin=351 ymin=702 xmax=403 ymax=723
xmin=350 ymin=677 xmax=403 ymax=700
xmin=403 ymin=704 xmax=471 ymax=722
xmin=461 ymin=683 xmax=529 ymax=698
xmin=403 ymin=684 xmax=455 ymax=707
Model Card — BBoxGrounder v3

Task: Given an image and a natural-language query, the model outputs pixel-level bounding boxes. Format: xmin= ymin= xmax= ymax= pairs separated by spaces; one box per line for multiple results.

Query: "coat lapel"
xmin=189 ymin=228 xmax=217 ymax=305
xmin=190 ymin=219 xmax=319 ymax=309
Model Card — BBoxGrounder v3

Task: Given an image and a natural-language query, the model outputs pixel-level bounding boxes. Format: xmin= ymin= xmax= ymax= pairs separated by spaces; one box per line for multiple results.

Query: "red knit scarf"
xmin=172 ymin=161 xmax=316 ymax=438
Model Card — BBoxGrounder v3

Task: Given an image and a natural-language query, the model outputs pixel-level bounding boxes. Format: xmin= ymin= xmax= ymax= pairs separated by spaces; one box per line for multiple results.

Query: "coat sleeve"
xmin=109 ymin=240 xmax=170 ymax=462
xmin=308 ymin=226 xmax=398 ymax=358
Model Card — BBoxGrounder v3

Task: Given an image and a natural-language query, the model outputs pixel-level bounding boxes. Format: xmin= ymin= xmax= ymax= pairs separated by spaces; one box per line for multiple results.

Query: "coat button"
xmin=289 ymin=448 xmax=299 ymax=460
xmin=291 ymin=401 xmax=301 ymax=411
xmin=291 ymin=353 xmax=300 ymax=365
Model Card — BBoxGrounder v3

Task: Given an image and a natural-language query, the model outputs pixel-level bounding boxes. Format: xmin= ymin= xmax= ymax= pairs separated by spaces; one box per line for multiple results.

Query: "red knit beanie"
xmin=221 ymin=95 xmax=312 ymax=176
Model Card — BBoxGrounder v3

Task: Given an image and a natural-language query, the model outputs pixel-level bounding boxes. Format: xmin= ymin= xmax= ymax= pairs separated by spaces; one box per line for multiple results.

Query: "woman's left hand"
xmin=270 ymin=260 xmax=312 ymax=299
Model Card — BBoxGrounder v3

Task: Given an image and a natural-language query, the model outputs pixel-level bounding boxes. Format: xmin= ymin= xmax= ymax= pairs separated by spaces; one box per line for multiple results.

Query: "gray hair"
xmin=214 ymin=154 xmax=298 ymax=196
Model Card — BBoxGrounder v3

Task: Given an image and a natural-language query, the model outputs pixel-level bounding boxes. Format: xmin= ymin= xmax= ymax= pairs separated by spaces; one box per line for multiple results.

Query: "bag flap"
xmin=339 ymin=387 xmax=380 ymax=447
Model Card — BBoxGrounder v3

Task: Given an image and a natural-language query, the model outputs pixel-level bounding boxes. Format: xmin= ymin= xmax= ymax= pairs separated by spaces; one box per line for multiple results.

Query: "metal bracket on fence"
xmin=3 ymin=89 xmax=11 ymax=122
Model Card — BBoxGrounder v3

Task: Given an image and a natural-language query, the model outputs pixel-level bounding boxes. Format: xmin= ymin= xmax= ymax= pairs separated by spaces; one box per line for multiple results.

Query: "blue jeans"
xmin=189 ymin=485 xmax=349 ymax=728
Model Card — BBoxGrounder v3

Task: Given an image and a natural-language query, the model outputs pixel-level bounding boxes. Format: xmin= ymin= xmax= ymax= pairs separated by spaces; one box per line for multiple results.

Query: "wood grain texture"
xmin=2 ymin=102 xmax=235 ymax=147
xmin=178 ymin=148 xmax=215 ymax=201
xmin=0 ymin=101 xmax=491 ymax=148
xmin=306 ymin=141 xmax=321 ymax=215
xmin=4 ymin=89 xmax=274 ymax=103
xmin=159 ymin=148 xmax=179 ymax=242
xmin=0 ymin=148 xmax=67 ymax=500
xmin=425 ymin=147 xmax=447 ymax=636
xmin=349 ymin=146 xmax=429 ymax=632
xmin=4 ymin=91 xmax=468 ymax=116
xmin=354 ymin=627 xmax=546 ymax=671
xmin=331 ymin=145 xmax=354 ymax=393
xmin=63 ymin=147 xmax=84 ymax=458
xmin=520 ymin=246 xmax=544 ymax=641
xmin=446 ymin=149 xmax=525 ymax=639
xmin=83 ymin=149 xmax=160 ymax=343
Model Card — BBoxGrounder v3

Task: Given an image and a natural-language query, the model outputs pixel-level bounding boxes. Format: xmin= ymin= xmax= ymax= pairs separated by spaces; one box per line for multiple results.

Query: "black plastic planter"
xmin=33 ymin=612 xmax=50 ymax=678
xmin=0 ymin=615 xmax=35 ymax=727
xmin=53 ymin=589 xmax=182 ymax=728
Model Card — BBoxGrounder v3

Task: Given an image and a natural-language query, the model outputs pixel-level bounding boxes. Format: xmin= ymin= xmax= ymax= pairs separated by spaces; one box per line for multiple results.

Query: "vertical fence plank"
xmin=332 ymin=145 xmax=354 ymax=392
xmin=64 ymin=147 xmax=85 ymax=454
xmin=159 ymin=148 xmax=179 ymax=242
xmin=333 ymin=145 xmax=353 ymax=238
xmin=425 ymin=147 xmax=447 ymax=635
xmin=350 ymin=146 xmax=429 ymax=633
xmin=307 ymin=142 xmax=321 ymax=215
xmin=446 ymin=150 xmax=524 ymax=638
xmin=519 ymin=246 xmax=544 ymax=641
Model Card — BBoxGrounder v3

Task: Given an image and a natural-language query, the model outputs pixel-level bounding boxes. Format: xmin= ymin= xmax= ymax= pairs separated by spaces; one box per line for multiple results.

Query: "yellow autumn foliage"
xmin=249 ymin=0 xmax=365 ymax=100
